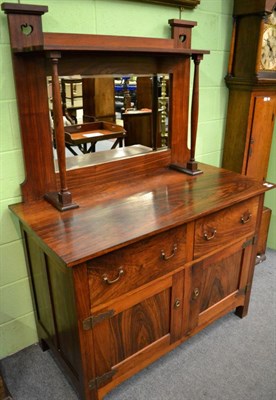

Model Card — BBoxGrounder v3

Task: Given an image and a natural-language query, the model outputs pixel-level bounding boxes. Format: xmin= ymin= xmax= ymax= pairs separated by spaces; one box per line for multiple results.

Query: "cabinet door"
xmin=90 ymin=271 xmax=184 ymax=396
xmin=246 ymin=95 xmax=276 ymax=181
xmin=183 ymin=238 xmax=254 ymax=335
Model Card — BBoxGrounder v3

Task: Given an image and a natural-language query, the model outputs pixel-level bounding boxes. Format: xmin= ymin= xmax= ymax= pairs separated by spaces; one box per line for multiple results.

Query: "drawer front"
xmin=87 ymin=225 xmax=187 ymax=309
xmin=194 ymin=197 xmax=259 ymax=258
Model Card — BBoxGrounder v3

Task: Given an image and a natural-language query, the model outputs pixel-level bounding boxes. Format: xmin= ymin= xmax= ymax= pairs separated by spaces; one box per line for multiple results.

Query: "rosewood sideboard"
xmin=2 ymin=3 xmax=275 ymax=400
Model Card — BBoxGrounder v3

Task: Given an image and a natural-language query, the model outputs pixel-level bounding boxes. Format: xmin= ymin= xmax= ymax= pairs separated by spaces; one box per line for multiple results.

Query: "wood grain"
xmin=2 ymin=6 xmax=275 ymax=400
xmin=87 ymin=225 xmax=186 ymax=307
xmin=10 ymin=165 xmax=273 ymax=267
xmin=194 ymin=196 xmax=259 ymax=258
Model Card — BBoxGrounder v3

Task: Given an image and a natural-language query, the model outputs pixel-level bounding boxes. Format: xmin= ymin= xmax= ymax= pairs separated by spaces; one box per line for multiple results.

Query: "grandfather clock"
xmin=222 ymin=0 xmax=276 ymax=263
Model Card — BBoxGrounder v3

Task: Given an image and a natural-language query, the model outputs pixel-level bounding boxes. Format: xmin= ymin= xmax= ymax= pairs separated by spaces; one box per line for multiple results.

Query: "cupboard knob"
xmin=102 ymin=268 xmax=124 ymax=285
xmin=161 ymin=244 xmax=177 ymax=261
xmin=192 ymin=288 xmax=200 ymax=299
xmin=174 ymin=299 xmax=181 ymax=308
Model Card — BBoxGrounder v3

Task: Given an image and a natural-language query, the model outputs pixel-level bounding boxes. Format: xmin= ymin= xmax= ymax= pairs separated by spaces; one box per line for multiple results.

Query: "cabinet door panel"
xmin=92 ymin=288 xmax=170 ymax=379
xmin=109 ymin=289 xmax=170 ymax=364
xmin=246 ymin=95 xmax=276 ymax=181
xmin=91 ymin=272 xmax=184 ymax=390
xmin=184 ymin=239 xmax=253 ymax=334
xmin=199 ymin=249 xmax=241 ymax=313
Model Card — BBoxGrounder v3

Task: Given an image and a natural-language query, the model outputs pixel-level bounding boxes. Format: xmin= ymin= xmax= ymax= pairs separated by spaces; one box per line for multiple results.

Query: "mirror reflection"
xmin=47 ymin=74 xmax=170 ymax=167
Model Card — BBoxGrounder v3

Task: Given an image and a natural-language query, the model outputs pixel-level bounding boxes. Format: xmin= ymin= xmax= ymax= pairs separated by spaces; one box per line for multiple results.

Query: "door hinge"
xmin=242 ymin=236 xmax=257 ymax=249
xmin=82 ymin=309 xmax=115 ymax=330
xmin=89 ymin=369 xmax=117 ymax=390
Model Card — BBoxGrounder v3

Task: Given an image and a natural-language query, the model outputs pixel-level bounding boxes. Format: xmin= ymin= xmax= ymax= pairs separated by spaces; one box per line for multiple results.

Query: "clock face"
xmin=260 ymin=8 xmax=276 ymax=72
xmin=267 ymin=8 xmax=276 ymax=25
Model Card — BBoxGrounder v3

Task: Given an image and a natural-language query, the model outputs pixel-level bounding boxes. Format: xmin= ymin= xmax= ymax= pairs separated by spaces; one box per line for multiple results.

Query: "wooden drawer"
xmin=87 ymin=225 xmax=187 ymax=309
xmin=194 ymin=197 xmax=259 ymax=258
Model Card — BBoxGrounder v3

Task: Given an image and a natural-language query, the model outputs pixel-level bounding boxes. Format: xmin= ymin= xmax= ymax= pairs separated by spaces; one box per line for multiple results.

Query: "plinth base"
xmin=169 ymin=162 xmax=203 ymax=176
xmin=44 ymin=192 xmax=79 ymax=211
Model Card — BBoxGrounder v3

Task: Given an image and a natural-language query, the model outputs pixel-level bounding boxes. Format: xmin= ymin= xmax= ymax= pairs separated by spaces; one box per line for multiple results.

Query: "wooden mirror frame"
xmin=124 ymin=0 xmax=200 ymax=8
xmin=2 ymin=2 xmax=208 ymax=211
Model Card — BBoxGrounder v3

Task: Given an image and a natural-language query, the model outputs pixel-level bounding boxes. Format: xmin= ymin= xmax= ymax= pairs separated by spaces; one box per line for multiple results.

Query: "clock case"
xmin=222 ymin=0 xmax=276 ymax=262
xmin=227 ymin=0 xmax=276 ymax=81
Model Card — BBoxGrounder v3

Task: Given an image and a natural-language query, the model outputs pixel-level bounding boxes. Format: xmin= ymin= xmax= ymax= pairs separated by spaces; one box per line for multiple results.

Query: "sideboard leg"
xmin=235 ymin=305 xmax=248 ymax=319
xmin=38 ymin=339 xmax=49 ymax=352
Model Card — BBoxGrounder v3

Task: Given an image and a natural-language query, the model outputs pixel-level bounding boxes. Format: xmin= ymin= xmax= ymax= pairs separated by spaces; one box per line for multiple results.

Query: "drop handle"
xmin=203 ymin=228 xmax=217 ymax=241
xmin=161 ymin=244 xmax=177 ymax=261
xmin=102 ymin=268 xmax=124 ymax=285
xmin=240 ymin=211 xmax=252 ymax=224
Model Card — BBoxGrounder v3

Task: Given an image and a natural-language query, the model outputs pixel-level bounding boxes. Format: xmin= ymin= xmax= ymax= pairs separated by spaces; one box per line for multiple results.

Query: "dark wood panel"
xmin=257 ymin=206 xmax=272 ymax=261
xmin=198 ymin=250 xmax=242 ymax=313
xmin=72 ymin=265 xmax=97 ymax=400
xmin=233 ymin=0 xmax=275 ymax=15
xmin=22 ymin=229 xmax=84 ymax=397
xmin=64 ymin=149 xmax=171 ymax=189
xmin=46 ymin=256 xmax=82 ymax=377
xmin=222 ymin=90 xmax=252 ymax=174
xmin=124 ymin=112 xmax=153 ymax=147
xmin=24 ymin=232 xmax=56 ymax=344
xmin=231 ymin=16 xmax=261 ymax=78
xmin=82 ymin=77 xmax=115 ymax=121
xmin=186 ymin=240 xmax=247 ymax=333
xmin=93 ymin=288 xmax=170 ymax=377
xmin=110 ymin=289 xmax=170 ymax=364
xmin=12 ymin=54 xmax=57 ymax=201
xmin=245 ymin=96 xmax=276 ymax=181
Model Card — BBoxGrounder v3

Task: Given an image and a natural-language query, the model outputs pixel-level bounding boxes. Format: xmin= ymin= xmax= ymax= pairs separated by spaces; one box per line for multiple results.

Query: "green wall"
xmin=265 ymin=123 xmax=276 ymax=249
xmin=0 ymin=0 xmax=274 ymax=359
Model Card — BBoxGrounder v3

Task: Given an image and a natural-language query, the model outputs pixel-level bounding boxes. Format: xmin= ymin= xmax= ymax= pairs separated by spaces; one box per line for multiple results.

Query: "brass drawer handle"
xmin=203 ymin=228 xmax=217 ymax=241
xmin=102 ymin=268 xmax=124 ymax=285
xmin=192 ymin=287 xmax=200 ymax=300
xmin=161 ymin=244 xmax=177 ymax=261
xmin=240 ymin=211 xmax=252 ymax=224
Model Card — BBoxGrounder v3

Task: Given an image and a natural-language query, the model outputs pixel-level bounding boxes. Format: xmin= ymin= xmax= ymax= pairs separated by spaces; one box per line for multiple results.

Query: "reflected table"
xmin=64 ymin=121 xmax=126 ymax=155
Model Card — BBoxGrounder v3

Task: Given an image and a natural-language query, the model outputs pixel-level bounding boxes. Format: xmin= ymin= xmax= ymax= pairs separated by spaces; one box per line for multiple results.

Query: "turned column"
xmin=170 ymin=52 xmax=204 ymax=175
xmin=44 ymin=52 xmax=78 ymax=211
xmin=185 ymin=54 xmax=203 ymax=174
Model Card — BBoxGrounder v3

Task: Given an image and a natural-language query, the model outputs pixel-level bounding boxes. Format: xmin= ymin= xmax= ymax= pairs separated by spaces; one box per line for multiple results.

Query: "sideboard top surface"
xmin=9 ymin=164 xmax=273 ymax=267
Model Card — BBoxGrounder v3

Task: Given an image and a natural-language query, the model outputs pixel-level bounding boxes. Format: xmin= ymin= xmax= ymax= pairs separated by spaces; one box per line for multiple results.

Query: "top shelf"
xmin=41 ymin=33 xmax=210 ymax=56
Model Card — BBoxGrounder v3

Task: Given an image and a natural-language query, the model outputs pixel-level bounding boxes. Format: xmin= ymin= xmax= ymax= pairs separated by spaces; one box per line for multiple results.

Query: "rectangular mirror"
xmin=47 ymin=74 xmax=170 ymax=170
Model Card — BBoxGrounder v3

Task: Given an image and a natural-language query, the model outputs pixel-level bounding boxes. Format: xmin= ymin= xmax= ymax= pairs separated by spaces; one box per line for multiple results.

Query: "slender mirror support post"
xmin=170 ymin=53 xmax=203 ymax=175
xmin=185 ymin=53 xmax=203 ymax=175
xmin=44 ymin=52 xmax=79 ymax=211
